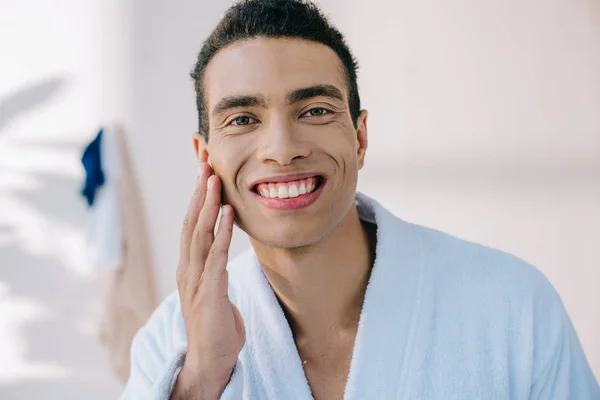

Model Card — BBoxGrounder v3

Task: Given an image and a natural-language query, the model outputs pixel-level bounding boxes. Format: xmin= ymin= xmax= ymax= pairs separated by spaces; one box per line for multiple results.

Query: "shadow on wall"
xmin=0 ymin=380 xmax=118 ymax=400
xmin=0 ymin=243 xmax=120 ymax=400
xmin=0 ymin=77 xmax=67 ymax=133
xmin=0 ymin=158 xmax=122 ymax=399
xmin=0 ymin=78 xmax=122 ymax=398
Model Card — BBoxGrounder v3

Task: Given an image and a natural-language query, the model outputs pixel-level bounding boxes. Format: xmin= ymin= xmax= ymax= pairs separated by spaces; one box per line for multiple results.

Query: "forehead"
xmin=203 ymin=38 xmax=347 ymax=107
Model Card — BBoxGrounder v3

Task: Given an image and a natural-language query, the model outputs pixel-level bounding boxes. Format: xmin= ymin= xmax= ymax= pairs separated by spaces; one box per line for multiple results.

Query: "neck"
xmin=250 ymin=204 xmax=377 ymax=346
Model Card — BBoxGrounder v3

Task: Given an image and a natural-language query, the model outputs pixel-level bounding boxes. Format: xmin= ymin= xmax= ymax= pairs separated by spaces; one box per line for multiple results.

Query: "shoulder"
xmin=125 ymin=289 xmax=186 ymax=388
xmin=131 ymin=290 xmax=186 ymax=361
xmin=369 ymin=193 xmax=557 ymax=304
xmin=404 ymin=221 xmax=569 ymax=360
xmin=405 ymin=221 xmax=564 ymax=315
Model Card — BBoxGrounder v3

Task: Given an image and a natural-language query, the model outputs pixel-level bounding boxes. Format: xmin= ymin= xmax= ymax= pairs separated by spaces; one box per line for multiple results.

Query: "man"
xmin=121 ymin=0 xmax=600 ymax=399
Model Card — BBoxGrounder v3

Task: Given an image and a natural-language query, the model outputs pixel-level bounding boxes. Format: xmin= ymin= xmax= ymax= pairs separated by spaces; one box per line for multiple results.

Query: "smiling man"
xmin=121 ymin=1 xmax=599 ymax=399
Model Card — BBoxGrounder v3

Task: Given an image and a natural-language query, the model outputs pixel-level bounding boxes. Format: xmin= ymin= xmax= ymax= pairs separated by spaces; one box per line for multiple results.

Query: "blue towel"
xmin=81 ymin=129 xmax=105 ymax=206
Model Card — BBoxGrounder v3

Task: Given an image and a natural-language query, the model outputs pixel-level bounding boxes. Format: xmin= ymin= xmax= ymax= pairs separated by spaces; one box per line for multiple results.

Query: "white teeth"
xmin=256 ymin=178 xmax=320 ymax=198
xmin=298 ymin=182 xmax=307 ymax=195
xmin=278 ymin=186 xmax=289 ymax=198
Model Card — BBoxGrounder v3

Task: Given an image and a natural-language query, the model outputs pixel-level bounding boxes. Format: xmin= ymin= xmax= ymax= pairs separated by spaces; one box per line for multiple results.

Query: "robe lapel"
xmin=233 ymin=193 xmax=425 ymax=399
xmin=236 ymin=251 xmax=314 ymax=399
xmin=344 ymin=194 xmax=425 ymax=399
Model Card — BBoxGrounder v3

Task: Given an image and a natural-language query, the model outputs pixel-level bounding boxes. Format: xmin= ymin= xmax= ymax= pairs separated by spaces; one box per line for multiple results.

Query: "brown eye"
xmin=230 ymin=116 xmax=257 ymax=126
xmin=302 ymin=107 xmax=332 ymax=118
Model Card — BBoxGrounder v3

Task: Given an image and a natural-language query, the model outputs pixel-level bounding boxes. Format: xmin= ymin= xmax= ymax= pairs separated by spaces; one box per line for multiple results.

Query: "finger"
xmin=190 ymin=175 xmax=222 ymax=276
xmin=179 ymin=163 xmax=212 ymax=268
xmin=204 ymin=204 xmax=234 ymax=283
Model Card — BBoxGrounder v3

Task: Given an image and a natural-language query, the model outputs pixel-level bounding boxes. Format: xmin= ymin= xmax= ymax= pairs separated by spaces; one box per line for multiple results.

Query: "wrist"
xmin=171 ymin=362 xmax=228 ymax=400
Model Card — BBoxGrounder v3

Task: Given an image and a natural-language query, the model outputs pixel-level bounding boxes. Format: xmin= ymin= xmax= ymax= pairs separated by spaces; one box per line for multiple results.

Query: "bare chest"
xmin=298 ymin=341 xmax=355 ymax=400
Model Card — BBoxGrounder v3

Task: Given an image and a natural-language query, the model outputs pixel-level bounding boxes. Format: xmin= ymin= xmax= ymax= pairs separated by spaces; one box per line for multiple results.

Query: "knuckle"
xmin=208 ymin=246 xmax=227 ymax=260
xmin=192 ymin=227 xmax=204 ymax=242
xmin=195 ymin=223 xmax=213 ymax=239
xmin=207 ymin=247 xmax=218 ymax=259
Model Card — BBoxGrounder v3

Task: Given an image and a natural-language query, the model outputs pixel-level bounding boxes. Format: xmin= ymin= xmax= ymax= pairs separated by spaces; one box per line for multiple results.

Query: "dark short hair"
xmin=190 ymin=0 xmax=361 ymax=140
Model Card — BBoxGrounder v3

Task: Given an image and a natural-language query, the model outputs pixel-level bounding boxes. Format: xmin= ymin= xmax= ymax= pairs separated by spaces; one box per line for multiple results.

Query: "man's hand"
xmin=172 ymin=163 xmax=246 ymax=400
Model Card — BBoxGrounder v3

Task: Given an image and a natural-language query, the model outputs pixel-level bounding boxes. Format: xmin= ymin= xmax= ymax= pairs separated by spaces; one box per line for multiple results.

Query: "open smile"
xmin=250 ymin=174 xmax=326 ymax=210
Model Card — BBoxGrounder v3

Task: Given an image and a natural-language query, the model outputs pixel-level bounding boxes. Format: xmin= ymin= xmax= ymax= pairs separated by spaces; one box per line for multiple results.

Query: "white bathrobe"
xmin=121 ymin=193 xmax=599 ymax=399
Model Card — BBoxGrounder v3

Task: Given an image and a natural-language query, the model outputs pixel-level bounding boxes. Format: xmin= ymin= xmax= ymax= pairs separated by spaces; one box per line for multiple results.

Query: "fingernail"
xmin=197 ymin=165 xmax=202 ymax=176
xmin=208 ymin=175 xmax=215 ymax=190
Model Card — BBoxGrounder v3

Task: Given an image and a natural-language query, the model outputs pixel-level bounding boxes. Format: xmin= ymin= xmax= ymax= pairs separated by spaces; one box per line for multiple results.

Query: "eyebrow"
xmin=211 ymin=84 xmax=345 ymax=118
xmin=287 ymin=84 xmax=344 ymax=105
xmin=212 ymin=95 xmax=267 ymax=117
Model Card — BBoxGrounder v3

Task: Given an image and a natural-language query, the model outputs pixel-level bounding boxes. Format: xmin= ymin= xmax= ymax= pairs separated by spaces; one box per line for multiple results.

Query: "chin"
xmin=257 ymin=236 xmax=317 ymax=249
xmin=246 ymin=219 xmax=336 ymax=250
xmin=253 ymin=237 xmax=320 ymax=250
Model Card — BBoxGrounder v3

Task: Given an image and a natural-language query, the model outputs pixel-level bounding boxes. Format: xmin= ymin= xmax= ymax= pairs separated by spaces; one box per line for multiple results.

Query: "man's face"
xmin=197 ymin=38 xmax=368 ymax=248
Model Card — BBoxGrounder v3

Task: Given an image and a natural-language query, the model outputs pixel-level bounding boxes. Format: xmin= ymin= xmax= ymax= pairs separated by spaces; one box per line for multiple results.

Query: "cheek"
xmin=207 ymin=140 xmax=251 ymax=193
xmin=318 ymin=127 xmax=359 ymax=163
xmin=207 ymin=143 xmax=232 ymax=178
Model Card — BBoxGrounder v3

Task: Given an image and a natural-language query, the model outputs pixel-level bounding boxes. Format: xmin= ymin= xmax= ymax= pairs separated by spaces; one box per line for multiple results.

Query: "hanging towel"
xmin=120 ymin=193 xmax=600 ymax=399
xmin=96 ymin=124 xmax=158 ymax=383
xmin=81 ymin=129 xmax=105 ymax=207
xmin=82 ymin=127 xmax=123 ymax=271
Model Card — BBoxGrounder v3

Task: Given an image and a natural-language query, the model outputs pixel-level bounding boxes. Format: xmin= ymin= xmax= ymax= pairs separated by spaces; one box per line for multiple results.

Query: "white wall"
xmin=127 ymin=0 xmax=600 ymax=380
xmin=2 ymin=2 xmax=596 ymax=398
xmin=0 ymin=0 xmax=126 ymax=398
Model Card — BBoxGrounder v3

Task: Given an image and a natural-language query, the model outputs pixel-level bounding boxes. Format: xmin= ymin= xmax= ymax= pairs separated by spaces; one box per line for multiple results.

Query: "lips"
xmin=249 ymin=173 xmax=326 ymax=210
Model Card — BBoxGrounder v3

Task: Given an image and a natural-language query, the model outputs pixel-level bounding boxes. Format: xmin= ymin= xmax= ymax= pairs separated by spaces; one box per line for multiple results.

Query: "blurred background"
xmin=0 ymin=0 xmax=598 ymax=398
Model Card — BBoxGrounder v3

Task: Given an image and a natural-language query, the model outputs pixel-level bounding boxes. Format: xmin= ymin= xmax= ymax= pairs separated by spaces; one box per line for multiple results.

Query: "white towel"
xmin=121 ymin=192 xmax=599 ymax=399
xmin=85 ymin=126 xmax=122 ymax=271
xmin=97 ymin=125 xmax=157 ymax=382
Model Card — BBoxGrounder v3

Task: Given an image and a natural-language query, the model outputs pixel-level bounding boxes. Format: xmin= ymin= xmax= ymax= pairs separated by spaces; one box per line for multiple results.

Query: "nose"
xmin=256 ymin=118 xmax=311 ymax=165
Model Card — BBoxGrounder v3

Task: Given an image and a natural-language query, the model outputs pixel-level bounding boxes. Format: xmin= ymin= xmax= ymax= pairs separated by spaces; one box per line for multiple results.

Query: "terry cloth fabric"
xmin=120 ymin=192 xmax=600 ymax=399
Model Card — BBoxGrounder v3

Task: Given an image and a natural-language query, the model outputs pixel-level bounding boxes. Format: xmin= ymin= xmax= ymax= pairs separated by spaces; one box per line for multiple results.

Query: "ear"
xmin=192 ymin=132 xmax=209 ymax=163
xmin=355 ymin=110 xmax=368 ymax=170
